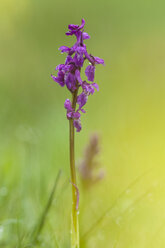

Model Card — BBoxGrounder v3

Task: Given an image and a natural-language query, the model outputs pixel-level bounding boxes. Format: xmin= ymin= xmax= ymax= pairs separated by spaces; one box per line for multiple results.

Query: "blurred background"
xmin=0 ymin=0 xmax=165 ymax=247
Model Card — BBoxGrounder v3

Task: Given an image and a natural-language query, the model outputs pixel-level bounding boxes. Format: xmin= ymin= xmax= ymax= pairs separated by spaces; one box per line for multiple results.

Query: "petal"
xmin=68 ymin=43 xmax=78 ymax=56
xmin=73 ymin=119 xmax=82 ymax=132
xmin=77 ymin=92 xmax=88 ymax=108
xmin=92 ymin=82 xmax=99 ymax=91
xmin=82 ymin=32 xmax=90 ymax=40
xmin=76 ymin=46 xmax=86 ymax=54
xmin=51 ymin=73 xmax=65 ymax=87
xmin=64 ymin=99 xmax=72 ymax=111
xmin=66 ymin=19 xmax=85 ymax=38
xmin=51 ymin=74 xmax=56 ymax=81
xmin=94 ymin=56 xmax=105 ymax=65
xmin=65 ymin=31 xmax=73 ymax=36
xmin=68 ymin=19 xmax=85 ymax=32
xmin=67 ymin=112 xmax=73 ymax=119
xmin=65 ymin=72 xmax=77 ymax=91
xmin=85 ymin=65 xmax=95 ymax=82
xmin=73 ymin=53 xmax=84 ymax=68
xmin=68 ymin=24 xmax=79 ymax=30
xmin=55 ymin=64 xmax=65 ymax=71
xmin=79 ymin=108 xmax=86 ymax=113
xmin=59 ymin=46 xmax=70 ymax=53
xmin=78 ymin=19 xmax=85 ymax=30
xmin=82 ymin=82 xmax=95 ymax=95
xmin=65 ymin=55 xmax=73 ymax=64
xmin=75 ymin=69 xmax=83 ymax=85
xmin=73 ymin=111 xmax=81 ymax=119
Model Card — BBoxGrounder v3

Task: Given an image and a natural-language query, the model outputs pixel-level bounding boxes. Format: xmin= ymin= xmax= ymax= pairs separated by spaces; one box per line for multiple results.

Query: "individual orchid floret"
xmin=51 ymin=19 xmax=104 ymax=132
xmin=51 ymin=71 xmax=65 ymax=87
xmin=59 ymin=46 xmax=71 ymax=54
xmin=82 ymin=81 xmax=99 ymax=95
xmin=73 ymin=119 xmax=82 ymax=132
xmin=66 ymin=19 xmax=85 ymax=36
xmin=77 ymin=92 xmax=88 ymax=109
xmin=64 ymin=99 xmax=72 ymax=111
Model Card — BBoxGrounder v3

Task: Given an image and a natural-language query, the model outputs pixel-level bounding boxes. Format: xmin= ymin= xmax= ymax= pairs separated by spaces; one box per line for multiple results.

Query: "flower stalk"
xmin=69 ymin=90 xmax=79 ymax=248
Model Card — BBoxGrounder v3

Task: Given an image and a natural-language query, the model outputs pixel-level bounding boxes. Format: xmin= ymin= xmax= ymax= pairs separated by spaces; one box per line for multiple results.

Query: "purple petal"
xmin=65 ymin=72 xmax=77 ymax=91
xmin=68 ymin=19 xmax=85 ymax=32
xmin=70 ymin=43 xmax=78 ymax=53
xmin=73 ymin=111 xmax=81 ymax=119
xmin=67 ymin=112 xmax=73 ymax=119
xmin=78 ymin=19 xmax=85 ymax=30
xmin=65 ymin=31 xmax=73 ymax=36
xmin=65 ymin=55 xmax=73 ymax=64
xmin=59 ymin=46 xmax=70 ymax=53
xmin=56 ymin=63 xmax=74 ymax=73
xmin=75 ymin=69 xmax=83 ymax=85
xmin=79 ymin=108 xmax=86 ymax=113
xmin=82 ymin=81 xmax=95 ymax=95
xmin=55 ymin=64 xmax=65 ymax=71
xmin=77 ymin=92 xmax=88 ymax=108
xmin=73 ymin=53 xmax=84 ymax=68
xmin=73 ymin=119 xmax=82 ymax=132
xmin=94 ymin=56 xmax=105 ymax=65
xmin=51 ymin=72 xmax=65 ymax=87
xmin=66 ymin=19 xmax=85 ymax=37
xmin=64 ymin=99 xmax=72 ymax=111
xmin=74 ymin=47 xmax=86 ymax=67
xmin=92 ymin=82 xmax=99 ymax=91
xmin=51 ymin=74 xmax=56 ymax=81
xmin=68 ymin=24 xmax=79 ymax=30
xmin=82 ymin=32 xmax=90 ymax=40
xmin=76 ymin=46 xmax=86 ymax=54
xmin=85 ymin=65 xmax=95 ymax=82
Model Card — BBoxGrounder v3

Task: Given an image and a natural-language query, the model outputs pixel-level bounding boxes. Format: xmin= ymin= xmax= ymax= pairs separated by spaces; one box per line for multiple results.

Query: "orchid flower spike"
xmin=51 ymin=19 xmax=104 ymax=132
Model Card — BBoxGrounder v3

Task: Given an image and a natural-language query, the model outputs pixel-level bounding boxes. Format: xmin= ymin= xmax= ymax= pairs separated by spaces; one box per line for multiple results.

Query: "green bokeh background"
xmin=0 ymin=0 xmax=165 ymax=247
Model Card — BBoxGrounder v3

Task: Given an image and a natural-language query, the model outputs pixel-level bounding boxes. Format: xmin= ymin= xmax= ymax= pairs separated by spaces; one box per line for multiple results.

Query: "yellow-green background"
xmin=0 ymin=0 xmax=165 ymax=247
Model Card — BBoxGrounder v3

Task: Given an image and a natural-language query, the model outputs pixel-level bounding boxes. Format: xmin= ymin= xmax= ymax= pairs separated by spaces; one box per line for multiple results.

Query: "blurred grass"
xmin=0 ymin=0 xmax=165 ymax=247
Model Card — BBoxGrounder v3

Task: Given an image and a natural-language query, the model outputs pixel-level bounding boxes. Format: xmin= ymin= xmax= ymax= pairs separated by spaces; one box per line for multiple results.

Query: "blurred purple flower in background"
xmin=51 ymin=19 xmax=104 ymax=132
xmin=78 ymin=133 xmax=105 ymax=188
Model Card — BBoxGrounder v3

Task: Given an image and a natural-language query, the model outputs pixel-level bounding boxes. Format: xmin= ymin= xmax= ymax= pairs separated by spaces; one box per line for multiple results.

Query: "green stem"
xmin=69 ymin=90 xmax=79 ymax=248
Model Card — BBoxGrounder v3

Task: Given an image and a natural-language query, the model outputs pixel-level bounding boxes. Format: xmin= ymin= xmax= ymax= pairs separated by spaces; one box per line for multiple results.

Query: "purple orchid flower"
xmin=51 ymin=19 xmax=104 ymax=132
